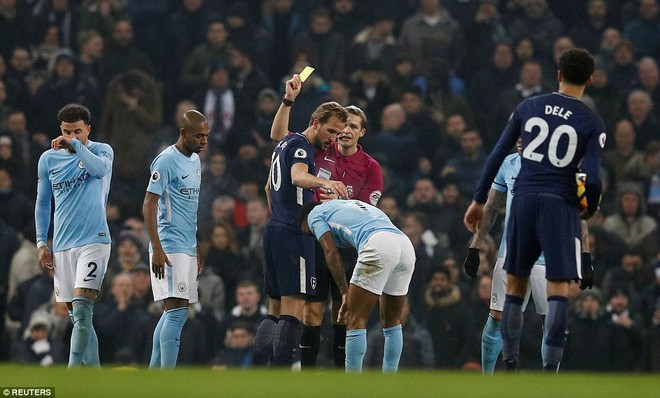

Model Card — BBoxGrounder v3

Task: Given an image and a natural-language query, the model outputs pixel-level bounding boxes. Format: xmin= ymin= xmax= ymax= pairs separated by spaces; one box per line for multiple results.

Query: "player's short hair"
xmin=298 ymin=201 xmax=322 ymax=227
xmin=558 ymin=48 xmax=594 ymax=85
xmin=345 ymin=105 xmax=367 ymax=129
xmin=309 ymin=101 xmax=348 ymax=126
xmin=58 ymin=103 xmax=91 ymax=125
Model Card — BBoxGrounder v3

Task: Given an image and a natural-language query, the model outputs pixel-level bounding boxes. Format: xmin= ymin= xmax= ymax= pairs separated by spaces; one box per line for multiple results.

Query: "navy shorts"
xmin=306 ymin=243 xmax=356 ymax=303
xmin=504 ymin=193 xmax=581 ymax=281
xmin=263 ymin=225 xmax=316 ymax=299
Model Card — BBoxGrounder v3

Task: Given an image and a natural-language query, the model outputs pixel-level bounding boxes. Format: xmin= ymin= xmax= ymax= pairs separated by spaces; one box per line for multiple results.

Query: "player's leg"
xmin=345 ymin=285 xmax=379 ymax=372
xmin=300 ymin=242 xmax=327 ymax=368
xmin=273 ymin=294 xmax=306 ymax=366
xmin=538 ymin=195 xmax=581 ymax=373
xmin=271 ymin=230 xmax=316 ymax=367
xmin=300 ymin=301 xmax=324 ymax=368
xmin=380 ymin=294 xmax=407 ymax=373
xmin=329 ymin=248 xmax=356 ymax=367
xmin=67 ymin=243 xmax=109 ymax=368
xmin=151 ymin=253 xmax=197 ymax=369
xmin=254 ymin=225 xmax=281 ymax=366
xmin=363 ymin=232 xmax=415 ymax=373
xmin=501 ymin=195 xmax=540 ymax=371
xmin=253 ymin=299 xmax=280 ymax=366
xmin=529 ymin=264 xmax=549 ymax=366
xmin=482 ymin=257 xmax=506 ymax=374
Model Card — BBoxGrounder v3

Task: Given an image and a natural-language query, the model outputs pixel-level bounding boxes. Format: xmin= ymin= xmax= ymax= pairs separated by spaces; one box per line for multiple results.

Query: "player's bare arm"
xmin=143 ymin=192 xmax=171 ymax=279
xmin=270 ymin=74 xmax=302 ymax=141
xmin=290 ymin=162 xmax=349 ymax=198
xmin=51 ymin=135 xmax=74 ymax=151
xmin=471 ymin=188 xmax=505 ymax=248
xmin=318 ymin=232 xmax=349 ymax=323
xmin=464 ymin=201 xmax=485 ymax=233
xmin=196 ymin=233 xmax=203 ymax=277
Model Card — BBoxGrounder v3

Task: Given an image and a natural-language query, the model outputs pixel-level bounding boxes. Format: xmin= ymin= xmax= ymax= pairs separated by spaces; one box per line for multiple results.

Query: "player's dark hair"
xmin=298 ymin=201 xmax=322 ymax=227
xmin=57 ymin=103 xmax=91 ymax=125
xmin=345 ymin=105 xmax=367 ymax=130
xmin=559 ymin=48 xmax=594 ymax=85
xmin=309 ymin=101 xmax=348 ymax=126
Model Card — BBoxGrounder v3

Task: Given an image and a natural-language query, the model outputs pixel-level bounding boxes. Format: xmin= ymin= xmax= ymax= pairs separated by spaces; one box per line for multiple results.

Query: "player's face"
xmin=60 ymin=120 xmax=90 ymax=148
xmin=183 ymin=122 xmax=210 ymax=154
xmin=337 ymin=113 xmax=364 ymax=149
xmin=313 ymin=116 xmax=343 ymax=151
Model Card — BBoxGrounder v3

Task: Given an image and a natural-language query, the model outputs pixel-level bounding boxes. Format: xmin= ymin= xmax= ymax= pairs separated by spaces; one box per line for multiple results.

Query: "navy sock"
xmin=253 ymin=315 xmax=278 ymax=366
xmin=502 ymin=295 xmax=524 ymax=364
xmin=272 ymin=315 xmax=301 ymax=367
xmin=543 ymin=296 xmax=568 ymax=372
xmin=300 ymin=325 xmax=321 ymax=368
xmin=333 ymin=324 xmax=347 ymax=368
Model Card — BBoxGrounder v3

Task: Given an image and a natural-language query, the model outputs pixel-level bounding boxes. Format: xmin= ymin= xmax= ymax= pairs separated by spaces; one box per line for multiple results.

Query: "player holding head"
xmin=300 ymin=200 xmax=415 ymax=372
xmin=253 ymin=86 xmax=349 ymax=367
xmin=143 ymin=110 xmax=209 ymax=369
xmin=464 ymin=48 xmax=605 ymax=372
xmin=270 ymin=74 xmax=383 ymax=368
xmin=35 ymin=103 xmax=114 ymax=367
xmin=463 ymin=139 xmax=594 ymax=374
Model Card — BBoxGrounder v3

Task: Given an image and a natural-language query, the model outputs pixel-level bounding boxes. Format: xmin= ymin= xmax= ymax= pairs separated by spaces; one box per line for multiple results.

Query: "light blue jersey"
xmin=307 ymin=200 xmax=403 ymax=252
xmin=35 ymin=139 xmax=113 ymax=252
xmin=146 ymin=145 xmax=201 ymax=256
xmin=492 ymin=153 xmax=545 ymax=265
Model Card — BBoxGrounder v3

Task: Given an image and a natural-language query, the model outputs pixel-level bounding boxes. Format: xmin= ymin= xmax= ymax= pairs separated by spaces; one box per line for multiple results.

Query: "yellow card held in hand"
xmin=299 ymin=66 xmax=315 ymax=82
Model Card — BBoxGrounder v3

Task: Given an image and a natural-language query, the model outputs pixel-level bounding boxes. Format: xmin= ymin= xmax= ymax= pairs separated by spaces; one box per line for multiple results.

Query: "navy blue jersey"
xmin=268 ymin=133 xmax=317 ymax=230
xmin=475 ymin=93 xmax=606 ymax=212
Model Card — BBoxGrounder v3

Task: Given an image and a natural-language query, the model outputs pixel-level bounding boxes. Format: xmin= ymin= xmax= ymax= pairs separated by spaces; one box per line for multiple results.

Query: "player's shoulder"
xmin=89 ymin=140 xmax=114 ymax=156
xmin=503 ymin=152 xmax=520 ymax=163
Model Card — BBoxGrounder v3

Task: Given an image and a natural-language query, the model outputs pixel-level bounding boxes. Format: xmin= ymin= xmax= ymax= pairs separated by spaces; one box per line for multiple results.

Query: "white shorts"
xmin=53 ymin=243 xmax=110 ymax=302
xmin=350 ymin=232 xmax=415 ymax=296
xmin=491 ymin=256 xmax=547 ymax=315
xmin=150 ymin=252 xmax=199 ymax=303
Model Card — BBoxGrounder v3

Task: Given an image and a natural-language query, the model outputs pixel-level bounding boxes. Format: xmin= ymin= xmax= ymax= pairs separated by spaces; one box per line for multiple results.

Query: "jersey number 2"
xmin=522 ymin=117 xmax=577 ymax=168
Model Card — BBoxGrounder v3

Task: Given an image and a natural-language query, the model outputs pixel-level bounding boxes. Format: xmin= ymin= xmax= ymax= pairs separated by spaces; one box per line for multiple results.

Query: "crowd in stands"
xmin=1 ymin=0 xmax=659 ymax=371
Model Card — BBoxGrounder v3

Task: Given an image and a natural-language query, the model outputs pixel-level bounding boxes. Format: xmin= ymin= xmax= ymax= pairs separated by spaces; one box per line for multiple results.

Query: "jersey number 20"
xmin=522 ymin=117 xmax=577 ymax=168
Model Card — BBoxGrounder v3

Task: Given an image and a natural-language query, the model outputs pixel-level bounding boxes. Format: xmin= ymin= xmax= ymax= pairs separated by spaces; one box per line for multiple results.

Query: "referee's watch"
xmin=282 ymin=97 xmax=295 ymax=107
xmin=37 ymin=240 xmax=48 ymax=250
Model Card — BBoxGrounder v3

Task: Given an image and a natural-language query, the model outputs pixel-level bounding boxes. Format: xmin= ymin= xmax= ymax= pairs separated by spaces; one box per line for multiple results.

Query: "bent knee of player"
xmin=303 ymin=301 xmax=324 ymax=325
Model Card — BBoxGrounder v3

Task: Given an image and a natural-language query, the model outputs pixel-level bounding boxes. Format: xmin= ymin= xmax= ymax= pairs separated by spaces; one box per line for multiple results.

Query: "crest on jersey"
xmin=294 ymin=148 xmax=307 ymax=159
xmin=151 ymin=170 xmax=161 ymax=183
xmin=347 ymin=185 xmax=354 ymax=198
xmin=78 ymin=161 xmax=85 ymax=169
xmin=598 ymin=132 xmax=606 ymax=149
xmin=491 ymin=292 xmax=498 ymax=305
xmin=178 ymin=282 xmax=187 ymax=292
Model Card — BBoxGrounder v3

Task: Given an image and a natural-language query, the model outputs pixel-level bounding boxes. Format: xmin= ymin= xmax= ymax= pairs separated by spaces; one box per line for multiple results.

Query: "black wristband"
xmin=282 ymin=97 xmax=295 ymax=107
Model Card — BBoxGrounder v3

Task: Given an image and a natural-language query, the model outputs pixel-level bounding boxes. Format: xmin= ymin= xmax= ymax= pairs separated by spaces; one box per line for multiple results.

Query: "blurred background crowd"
xmin=1 ymin=0 xmax=660 ymax=371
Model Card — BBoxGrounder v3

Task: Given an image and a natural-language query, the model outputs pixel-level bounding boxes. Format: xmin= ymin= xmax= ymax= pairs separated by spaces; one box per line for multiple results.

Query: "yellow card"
xmin=299 ymin=66 xmax=315 ymax=82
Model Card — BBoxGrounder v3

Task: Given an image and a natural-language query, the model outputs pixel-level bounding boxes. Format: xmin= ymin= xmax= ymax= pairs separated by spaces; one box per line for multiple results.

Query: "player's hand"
xmin=463 ymin=201 xmax=484 ymax=233
xmin=337 ymin=294 xmax=348 ymax=324
xmin=285 ymin=75 xmax=302 ymax=101
xmin=38 ymin=246 xmax=54 ymax=270
xmin=323 ymin=180 xmax=349 ymax=200
xmin=318 ymin=190 xmax=338 ymax=202
xmin=51 ymin=135 xmax=73 ymax=151
xmin=151 ymin=248 xmax=172 ymax=280
xmin=579 ymin=252 xmax=595 ymax=290
xmin=463 ymin=247 xmax=480 ymax=278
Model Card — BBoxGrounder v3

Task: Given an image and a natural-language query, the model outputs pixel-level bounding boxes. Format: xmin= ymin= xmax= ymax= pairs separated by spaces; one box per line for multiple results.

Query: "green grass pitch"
xmin=0 ymin=365 xmax=657 ymax=398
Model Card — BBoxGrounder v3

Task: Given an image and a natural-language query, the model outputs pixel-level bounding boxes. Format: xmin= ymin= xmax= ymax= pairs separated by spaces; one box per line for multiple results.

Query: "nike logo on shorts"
xmin=83 ymin=277 xmax=94 ymax=282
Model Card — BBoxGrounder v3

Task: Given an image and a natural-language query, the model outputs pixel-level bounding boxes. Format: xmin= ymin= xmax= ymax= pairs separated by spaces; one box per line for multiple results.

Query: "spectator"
xmin=75 ymin=29 xmax=105 ymax=91
xmin=603 ymin=182 xmax=658 ymax=260
xmin=292 ymin=7 xmax=346 ymax=81
xmin=624 ymin=89 xmax=660 ymax=151
xmin=204 ymin=222 xmax=246 ymax=310
xmin=568 ymin=0 xmax=610 ymax=54
xmin=349 ymin=9 xmax=396 ymax=75
xmin=605 ymin=287 xmax=645 ymax=370
xmin=30 ymin=0 xmax=81 ymax=52
xmin=210 ymin=320 xmax=255 ymax=369
xmin=441 ymin=130 xmax=487 ymax=199
xmin=462 ymin=0 xmax=508 ymax=81
xmin=78 ymin=0 xmax=128 ymax=43
xmin=99 ymin=233 xmax=147 ymax=303
xmin=603 ymin=119 xmax=646 ymax=189
xmin=0 ymin=0 xmax=31 ymax=60
xmin=607 ymin=39 xmax=638 ymax=97
xmin=100 ymin=68 xmax=162 ymax=215
xmin=633 ymin=57 xmax=660 ymax=121
xmin=215 ymin=280 xmax=267 ymax=352
xmin=423 ymin=266 xmax=478 ymax=369
xmin=350 ymin=60 xmax=392 ymax=133
xmin=585 ymin=63 xmax=621 ymax=132
xmin=179 ymin=19 xmax=232 ymax=97
xmin=330 ymin=0 xmax=364 ymax=42
xmin=14 ymin=313 xmax=63 ymax=366
xmin=507 ymin=0 xmax=563 ymax=62
xmin=622 ymin=0 xmax=660 ymax=60
xmin=99 ymin=19 xmax=155 ymax=86
xmin=261 ymin=0 xmax=304 ymax=85
xmin=398 ymin=0 xmax=466 ymax=73
xmin=228 ymin=44 xmax=270 ymax=137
